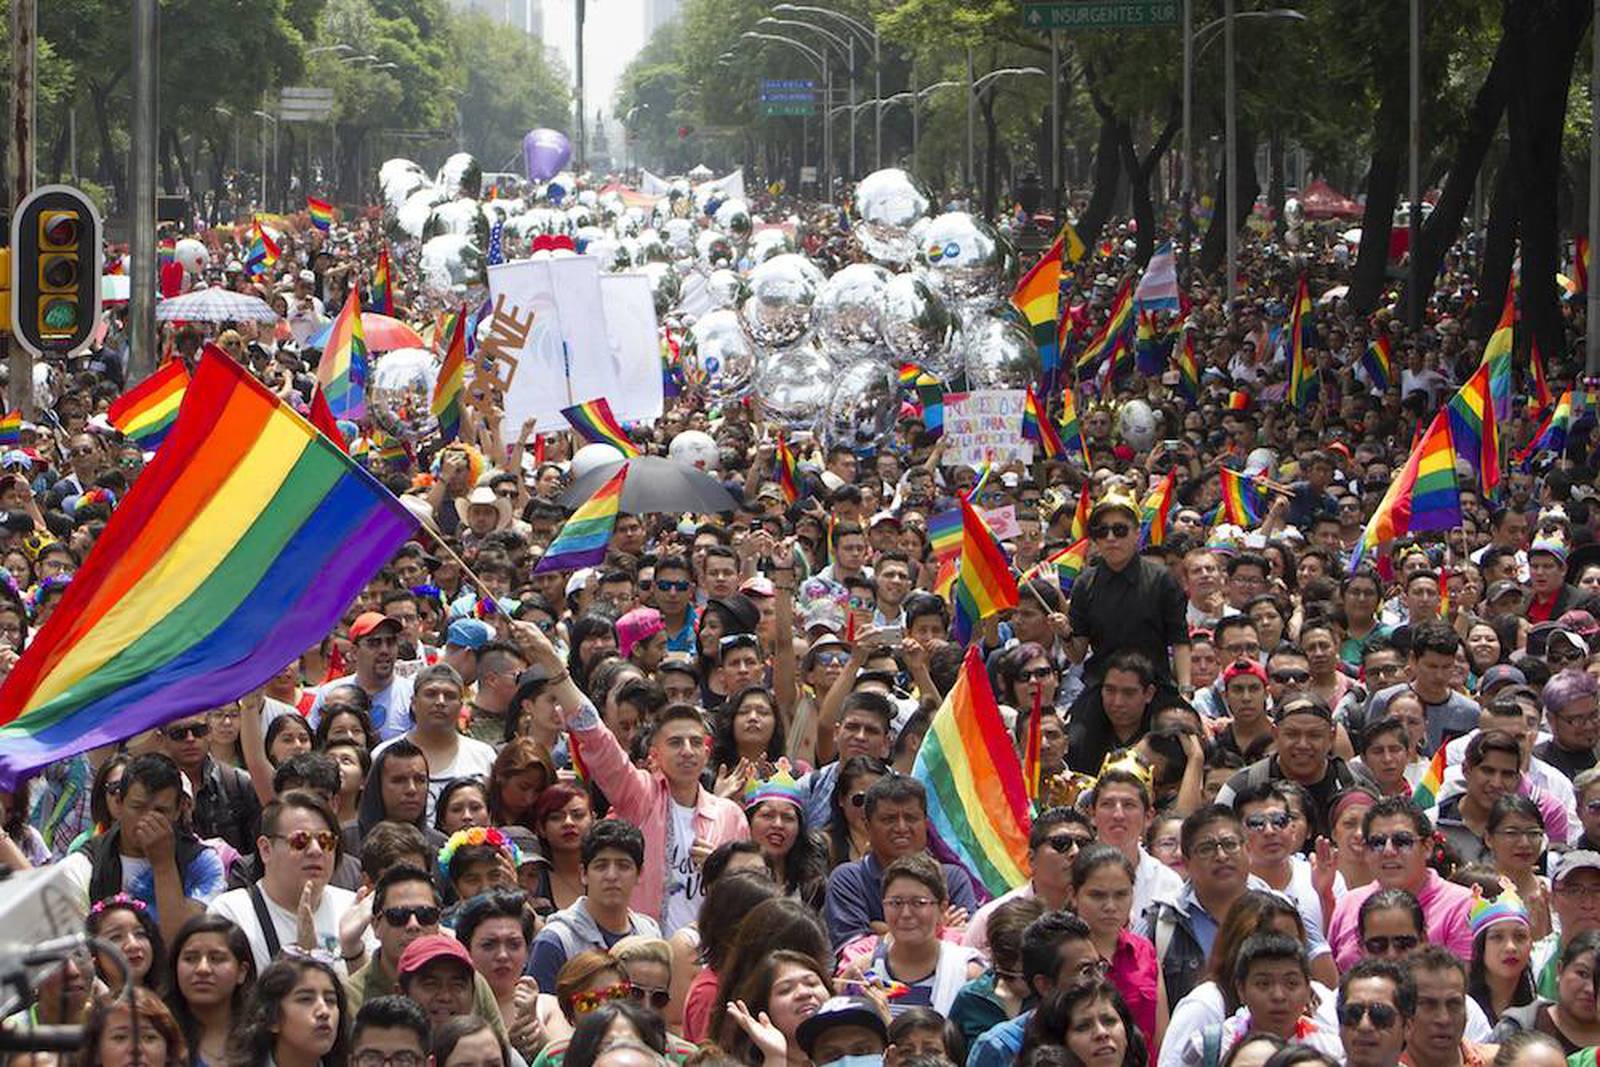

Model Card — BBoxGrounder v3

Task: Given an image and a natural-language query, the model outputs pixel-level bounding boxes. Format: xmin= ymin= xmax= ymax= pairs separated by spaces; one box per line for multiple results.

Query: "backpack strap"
xmin=248 ymin=882 xmax=283 ymax=961
xmin=1152 ymin=904 xmax=1177 ymax=967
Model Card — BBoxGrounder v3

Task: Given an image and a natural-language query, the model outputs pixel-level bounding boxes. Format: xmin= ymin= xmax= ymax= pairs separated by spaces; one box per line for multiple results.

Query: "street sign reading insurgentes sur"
xmin=1021 ymin=1 xmax=1179 ymax=29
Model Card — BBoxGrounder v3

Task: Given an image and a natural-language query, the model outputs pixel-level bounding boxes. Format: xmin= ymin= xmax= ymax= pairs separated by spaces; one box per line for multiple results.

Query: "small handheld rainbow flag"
xmin=1287 ymin=275 xmax=1316 ymax=409
xmin=929 ymin=508 xmax=963 ymax=563
xmin=107 ymin=359 xmax=190 ymax=450
xmin=1350 ymin=410 xmax=1460 ymax=572
xmin=1529 ymin=338 xmax=1554 ymax=418
xmin=912 ymin=644 xmax=1033 ymax=897
xmin=1439 ymin=562 xmax=1452 ymax=619
xmin=952 ymin=495 xmax=1019 ymax=645
xmin=561 ymin=398 xmax=641 ymax=458
xmin=0 ymin=410 xmax=21 ymax=447
xmin=1517 ymin=389 xmax=1573 ymax=465
xmin=1446 ymin=359 xmax=1500 ymax=498
xmin=1058 ymin=385 xmax=1085 ymax=461
xmin=432 ymin=308 xmax=467 ymax=444
xmin=1412 ymin=745 xmax=1449 ymax=808
xmin=244 ymin=217 xmax=280 ymax=277
xmin=1069 ymin=483 xmax=1092 ymax=541
xmin=1027 ymin=537 xmax=1089 ymax=593
xmin=371 ymin=246 xmax=394 ymax=316
xmin=1482 ymin=288 xmax=1514 ymax=424
xmin=1217 ymin=467 xmax=1269 ymax=528
xmin=774 ymin=435 xmax=800 ymax=504
xmin=1361 ymin=336 xmax=1393 ymax=394
xmin=306 ymin=196 xmax=335 ymax=233
xmin=1174 ymin=328 xmax=1200 ymax=406
xmin=1011 ymin=230 xmax=1065 ymax=385
xmin=1076 ymin=278 xmax=1135 ymax=380
xmin=317 ymin=287 xmax=368 ymax=421
xmin=1139 ymin=469 xmax=1178 ymax=548
xmin=533 ymin=463 xmax=629 ymax=574
xmin=1021 ymin=386 xmax=1064 ymax=459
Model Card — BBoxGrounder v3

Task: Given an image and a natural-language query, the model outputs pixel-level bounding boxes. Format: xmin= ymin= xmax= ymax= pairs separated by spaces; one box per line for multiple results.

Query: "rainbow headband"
xmin=438 ymin=826 xmax=523 ymax=880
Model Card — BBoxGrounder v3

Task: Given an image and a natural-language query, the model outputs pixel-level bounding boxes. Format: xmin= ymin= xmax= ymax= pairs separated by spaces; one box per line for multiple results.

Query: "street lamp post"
xmin=774 ymin=4 xmax=881 ymax=169
xmin=758 ymin=17 xmax=854 ymax=179
xmin=253 ymin=100 xmax=278 ymax=210
xmin=742 ymin=31 xmax=831 ymax=194
xmin=1224 ymin=0 xmax=1237 ymax=307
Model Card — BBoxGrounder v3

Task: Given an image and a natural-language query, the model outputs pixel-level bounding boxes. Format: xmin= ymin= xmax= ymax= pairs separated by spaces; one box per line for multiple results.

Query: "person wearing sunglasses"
xmin=1233 ymin=781 xmax=1338 ymax=989
xmin=1335 ymin=959 xmax=1412 ymax=1067
xmin=1066 ymin=492 xmax=1193 ymax=763
xmin=650 ymin=557 xmax=699 ymax=656
xmin=208 ymin=789 xmax=354 ymax=975
xmin=608 ymin=936 xmax=681 ymax=1024
xmin=1326 ymin=795 xmax=1476 ymax=971
xmin=156 ymin=710 xmax=261 ymax=857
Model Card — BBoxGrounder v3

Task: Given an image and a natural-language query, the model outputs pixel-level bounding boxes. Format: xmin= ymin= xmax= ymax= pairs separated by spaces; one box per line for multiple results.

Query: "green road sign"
xmin=761 ymin=103 xmax=817 ymax=117
xmin=1021 ymin=1 xmax=1179 ymax=30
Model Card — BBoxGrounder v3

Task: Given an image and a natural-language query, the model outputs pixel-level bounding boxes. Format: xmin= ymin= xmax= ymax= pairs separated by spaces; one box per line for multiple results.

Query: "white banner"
xmin=941 ymin=389 xmax=1033 ymax=468
xmin=487 ymin=256 xmax=619 ymax=430
xmin=640 ymin=169 xmax=672 ymax=196
xmin=598 ymin=273 xmax=665 ymax=421
xmin=695 ymin=168 xmax=746 ymax=204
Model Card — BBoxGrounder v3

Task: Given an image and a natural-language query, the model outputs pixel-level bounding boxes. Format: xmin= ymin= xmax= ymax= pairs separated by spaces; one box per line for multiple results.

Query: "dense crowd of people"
xmin=2 ymin=173 xmax=1599 ymax=1067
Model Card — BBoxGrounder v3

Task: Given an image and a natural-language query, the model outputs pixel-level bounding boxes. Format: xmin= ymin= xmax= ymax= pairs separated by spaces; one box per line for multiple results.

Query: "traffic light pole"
xmin=7 ymin=0 xmax=37 ymax=416
xmin=128 ymin=0 xmax=159 ymax=381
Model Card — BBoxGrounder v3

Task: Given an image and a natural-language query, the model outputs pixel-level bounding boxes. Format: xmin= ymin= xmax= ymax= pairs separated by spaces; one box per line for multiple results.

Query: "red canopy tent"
xmin=1300 ymin=178 xmax=1363 ymax=220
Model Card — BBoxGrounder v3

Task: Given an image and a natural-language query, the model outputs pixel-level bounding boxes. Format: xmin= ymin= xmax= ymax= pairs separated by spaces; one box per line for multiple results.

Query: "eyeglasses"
xmin=1020 ymin=666 xmax=1057 ymax=682
xmin=1090 ymin=523 xmax=1132 ymax=541
xmin=1492 ymin=827 xmax=1546 ymax=843
xmin=1070 ymin=958 xmax=1112 ymax=980
xmin=163 ymin=722 xmax=211 ymax=741
xmin=1555 ymin=883 xmax=1600 ymax=901
xmin=815 ymin=651 xmax=850 ymax=667
xmin=274 ymin=830 xmax=339 ymax=853
xmin=1243 ymin=811 xmax=1293 ymax=833
xmin=1044 ymin=834 xmax=1092 ymax=854
xmin=1559 ymin=711 xmax=1600 ymax=727
xmin=1270 ymin=669 xmax=1312 ymax=685
xmin=380 ymin=904 xmax=441 ymax=928
xmin=572 ymin=982 xmax=632 ymax=1015
xmin=1338 ymin=1001 xmax=1400 ymax=1029
xmin=1362 ymin=935 xmax=1419 ymax=955
xmin=629 ymin=982 xmax=672 ymax=1010
xmin=1365 ymin=832 xmax=1420 ymax=853
xmin=655 ymin=579 xmax=692 ymax=592
xmin=884 ymin=896 xmax=938 ymax=911
xmin=1190 ymin=837 xmax=1244 ymax=859
xmin=353 ymin=1052 xmax=425 ymax=1067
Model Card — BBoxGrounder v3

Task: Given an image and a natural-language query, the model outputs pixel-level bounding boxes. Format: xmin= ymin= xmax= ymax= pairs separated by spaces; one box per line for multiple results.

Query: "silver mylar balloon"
xmin=661 ymin=219 xmax=697 ymax=260
xmin=368 ymin=347 xmax=440 ymax=442
xmin=918 ymin=212 xmax=1015 ymax=306
xmin=853 ymin=168 xmax=933 ymax=265
xmin=748 ymin=228 xmax=794 ymax=263
xmin=436 ymin=153 xmax=483 ymax=199
xmin=879 ymin=273 xmax=955 ymax=372
xmin=816 ymin=262 xmax=892 ymax=358
xmin=684 ymin=309 xmax=756 ymax=403
xmin=378 ymin=159 xmax=430 ymax=207
xmin=704 ymin=269 xmax=747 ymax=311
xmin=641 ymin=261 xmax=681 ymax=317
xmin=585 ymin=237 xmax=630 ymax=272
xmin=696 ymin=230 xmax=735 ymax=269
xmin=714 ymin=199 xmax=752 ymax=239
xmin=632 ymin=232 xmax=670 ymax=264
xmin=823 ymin=357 xmax=900 ymax=452
xmin=419 ymin=234 xmax=487 ymax=303
xmin=395 ymin=186 xmax=446 ymax=241
xmin=740 ymin=253 xmax=825 ymax=350
xmin=1118 ymin=399 xmax=1159 ymax=453
xmin=424 ymin=198 xmax=491 ymax=248
xmin=756 ymin=340 xmax=833 ymax=427
xmin=962 ymin=312 xmax=1043 ymax=390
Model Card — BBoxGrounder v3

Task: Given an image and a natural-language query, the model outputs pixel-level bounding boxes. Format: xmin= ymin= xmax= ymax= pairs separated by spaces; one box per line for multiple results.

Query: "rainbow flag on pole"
xmin=952 ymin=495 xmax=1019 ymax=645
xmin=1076 ymin=279 xmax=1135 ymax=380
xmin=929 ymin=508 xmax=963 ymax=563
xmin=561 ymin=398 xmax=640 ymax=457
xmin=1446 ymin=359 xmax=1500 ymax=498
xmin=1349 ymin=409 xmax=1460 ymax=572
xmin=1217 ymin=466 xmax=1269 ymax=528
xmin=108 ymin=359 xmax=190 ymax=451
xmin=1482 ymin=288 xmax=1515 ymax=424
xmin=431 ymin=308 xmax=467 ymax=444
xmin=1287 ymin=275 xmax=1316 ymax=409
xmin=371 ymin=246 xmax=394 ymax=316
xmin=1027 ymin=537 xmax=1089 ymax=593
xmin=1174 ymin=328 xmax=1200 ymax=406
xmin=775 ymin=435 xmax=801 ymax=504
xmin=1021 ymin=385 xmax=1064 ymax=459
xmin=1412 ymin=745 xmax=1449 ymax=808
xmin=306 ymin=196 xmax=335 ymax=233
xmin=0 ymin=410 xmax=23 ymax=448
xmin=532 ymin=463 xmax=628 ymax=574
xmin=1140 ymin=469 xmax=1178 ymax=547
xmin=317 ymin=287 xmax=369 ymax=421
xmin=1517 ymin=388 xmax=1573 ymax=465
xmin=912 ymin=645 xmax=1033 ymax=897
xmin=0 ymin=351 xmax=417 ymax=787
xmin=1361 ymin=335 xmax=1393 ymax=394
xmin=1011 ymin=231 xmax=1065 ymax=386
xmin=1530 ymin=338 xmax=1554 ymax=418
xmin=244 ymin=217 xmax=280 ymax=277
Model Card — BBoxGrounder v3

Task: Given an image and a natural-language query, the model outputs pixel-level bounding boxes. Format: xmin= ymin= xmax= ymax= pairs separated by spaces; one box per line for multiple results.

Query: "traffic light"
xmin=9 ymin=184 xmax=102 ymax=357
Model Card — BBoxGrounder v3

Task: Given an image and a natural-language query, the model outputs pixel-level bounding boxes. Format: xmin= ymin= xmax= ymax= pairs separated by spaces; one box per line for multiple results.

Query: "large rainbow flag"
xmin=913 ymin=645 xmax=1033 ymax=898
xmin=317 ymin=287 xmax=369 ymax=421
xmin=1075 ymin=278 xmax=1135 ymax=380
xmin=107 ymin=359 xmax=190 ymax=450
xmin=1011 ymin=230 xmax=1066 ymax=385
xmin=432 ymin=308 xmax=467 ymax=444
xmin=1446 ymin=360 xmax=1500 ymax=498
xmin=533 ymin=463 xmax=628 ymax=574
xmin=561 ymin=398 xmax=641 ymax=457
xmin=306 ymin=196 xmax=335 ymax=233
xmin=0 ymin=352 xmax=418 ymax=786
xmin=952 ymin=495 xmax=1019 ymax=645
xmin=1349 ymin=409 xmax=1460 ymax=572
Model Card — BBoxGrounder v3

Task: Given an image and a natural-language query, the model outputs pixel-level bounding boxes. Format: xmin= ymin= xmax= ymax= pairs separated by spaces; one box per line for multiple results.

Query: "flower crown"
xmin=90 ymin=893 xmax=147 ymax=918
xmin=438 ymin=825 xmax=522 ymax=880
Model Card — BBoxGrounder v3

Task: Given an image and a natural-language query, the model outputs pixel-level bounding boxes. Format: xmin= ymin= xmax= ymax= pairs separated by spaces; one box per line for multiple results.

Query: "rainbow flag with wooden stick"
xmin=0 ymin=351 xmax=418 ymax=786
xmin=108 ymin=359 xmax=190 ymax=450
xmin=912 ymin=644 xmax=1033 ymax=897
xmin=533 ymin=463 xmax=628 ymax=574
xmin=1217 ymin=466 xmax=1269 ymax=528
xmin=561 ymin=398 xmax=640 ymax=457
xmin=432 ymin=308 xmax=467 ymax=444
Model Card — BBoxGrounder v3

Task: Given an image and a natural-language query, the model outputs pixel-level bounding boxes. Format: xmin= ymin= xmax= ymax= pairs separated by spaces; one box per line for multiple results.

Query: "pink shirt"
xmin=1108 ymin=929 xmax=1158 ymax=1066
xmin=682 ymin=967 xmax=720 ymax=1044
xmin=1328 ymin=870 xmax=1474 ymax=971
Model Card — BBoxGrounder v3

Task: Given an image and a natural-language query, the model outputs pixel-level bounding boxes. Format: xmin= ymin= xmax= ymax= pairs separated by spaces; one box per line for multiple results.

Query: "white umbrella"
xmin=155 ymin=287 xmax=277 ymax=323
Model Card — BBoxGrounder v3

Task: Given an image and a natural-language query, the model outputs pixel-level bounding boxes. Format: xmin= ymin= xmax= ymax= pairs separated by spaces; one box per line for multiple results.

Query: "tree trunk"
xmin=1504 ymin=0 xmax=1589 ymax=361
xmin=1115 ymin=101 xmax=1181 ymax=266
xmin=89 ymin=80 xmax=125 ymax=209
xmin=1403 ymin=29 xmax=1512 ymax=318
xmin=1076 ymin=105 xmax=1123 ymax=251
xmin=982 ymin=91 xmax=1000 ymax=220
xmin=1471 ymin=162 xmax=1519 ymax=339
xmin=1269 ymin=131 xmax=1287 ymax=239
xmin=1199 ymin=124 xmax=1259 ymax=275
xmin=48 ymin=112 xmax=70 ymax=183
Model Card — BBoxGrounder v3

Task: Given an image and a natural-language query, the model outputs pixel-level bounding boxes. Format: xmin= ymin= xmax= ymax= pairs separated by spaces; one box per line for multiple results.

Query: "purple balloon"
xmin=523 ymin=128 xmax=572 ymax=182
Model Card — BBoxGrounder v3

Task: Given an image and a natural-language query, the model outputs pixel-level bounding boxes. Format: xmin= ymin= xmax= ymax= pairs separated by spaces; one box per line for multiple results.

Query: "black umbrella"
xmin=557 ymin=456 xmax=740 ymax=515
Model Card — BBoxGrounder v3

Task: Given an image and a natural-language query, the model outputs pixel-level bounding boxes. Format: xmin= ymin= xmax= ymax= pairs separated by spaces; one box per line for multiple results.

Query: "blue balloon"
xmin=523 ymin=128 xmax=572 ymax=182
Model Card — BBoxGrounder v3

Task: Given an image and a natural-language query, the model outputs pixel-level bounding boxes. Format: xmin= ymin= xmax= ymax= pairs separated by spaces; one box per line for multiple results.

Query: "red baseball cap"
xmin=1223 ymin=659 xmax=1269 ymax=686
xmin=397 ymin=934 xmax=473 ymax=979
xmin=348 ymin=612 xmax=403 ymax=642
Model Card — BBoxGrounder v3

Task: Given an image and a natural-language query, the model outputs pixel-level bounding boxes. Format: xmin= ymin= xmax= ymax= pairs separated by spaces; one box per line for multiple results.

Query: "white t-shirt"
xmin=662 ymin=801 xmax=700 ymax=936
xmin=372 ymin=733 xmax=498 ymax=822
xmin=1134 ymin=847 xmax=1184 ymax=931
xmin=309 ymin=674 xmax=417 ymax=741
xmin=210 ymin=883 xmax=356 ymax=974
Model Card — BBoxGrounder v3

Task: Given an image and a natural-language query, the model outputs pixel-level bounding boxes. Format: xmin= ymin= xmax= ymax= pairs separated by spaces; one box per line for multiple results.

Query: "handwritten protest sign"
xmin=983 ymin=505 xmax=1022 ymax=541
xmin=942 ymin=390 xmax=1032 ymax=467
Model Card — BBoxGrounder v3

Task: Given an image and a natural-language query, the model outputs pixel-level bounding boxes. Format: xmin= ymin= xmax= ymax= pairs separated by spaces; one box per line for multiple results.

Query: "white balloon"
xmin=572 ymin=443 xmax=627 ymax=480
xmin=174 ymin=238 xmax=208 ymax=275
xmin=668 ymin=429 xmax=720 ymax=471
